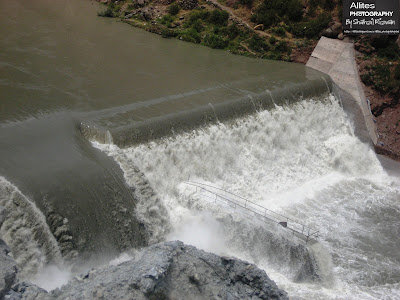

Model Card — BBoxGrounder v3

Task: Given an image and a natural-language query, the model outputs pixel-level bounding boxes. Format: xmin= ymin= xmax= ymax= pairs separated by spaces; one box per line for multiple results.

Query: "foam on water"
xmin=30 ymin=265 xmax=71 ymax=292
xmin=0 ymin=177 xmax=63 ymax=277
xmin=95 ymin=95 xmax=400 ymax=299
xmin=0 ymin=176 xmax=71 ymax=290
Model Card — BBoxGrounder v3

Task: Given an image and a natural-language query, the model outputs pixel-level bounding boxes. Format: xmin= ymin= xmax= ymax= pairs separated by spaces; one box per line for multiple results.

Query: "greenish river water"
xmin=5 ymin=1 xmax=399 ymax=300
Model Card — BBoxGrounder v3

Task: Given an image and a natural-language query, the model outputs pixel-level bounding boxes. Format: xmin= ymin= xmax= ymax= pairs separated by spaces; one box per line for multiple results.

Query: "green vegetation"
xmin=208 ymin=10 xmax=229 ymax=26
xmin=377 ymin=42 xmax=400 ymax=60
xmin=395 ymin=65 xmax=400 ymax=81
xmin=179 ymin=28 xmax=202 ymax=43
xmin=357 ymin=35 xmax=400 ymax=95
xmin=185 ymin=10 xmax=210 ymax=26
xmin=97 ymin=0 xmax=398 ymax=91
xmin=248 ymin=35 xmax=270 ymax=52
xmin=250 ymin=0 xmax=333 ymax=40
xmin=221 ymin=24 xmax=241 ymax=39
xmin=168 ymin=3 xmax=181 ymax=16
xmin=203 ymin=33 xmax=228 ymax=49
xmin=372 ymin=64 xmax=393 ymax=93
xmin=97 ymin=8 xmax=114 ymax=17
xmin=97 ymin=0 xmax=336 ymax=61
xmin=159 ymin=14 xmax=175 ymax=27
xmin=181 ymin=9 xmax=244 ymax=50
xmin=361 ymin=63 xmax=400 ymax=94
xmin=161 ymin=28 xmax=178 ymax=38
xmin=238 ymin=0 xmax=253 ymax=8
xmin=269 ymin=36 xmax=277 ymax=45
xmin=274 ymin=40 xmax=290 ymax=53
xmin=289 ymin=13 xmax=331 ymax=39
xmin=271 ymin=26 xmax=286 ymax=37
xmin=323 ymin=0 xmax=336 ymax=10
xmin=309 ymin=0 xmax=335 ymax=16
xmin=251 ymin=0 xmax=303 ymax=28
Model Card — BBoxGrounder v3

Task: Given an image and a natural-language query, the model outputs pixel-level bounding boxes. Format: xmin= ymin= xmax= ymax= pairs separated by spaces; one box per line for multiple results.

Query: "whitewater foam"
xmin=0 ymin=176 xmax=66 ymax=285
xmin=31 ymin=265 xmax=71 ymax=292
xmin=95 ymin=95 xmax=400 ymax=299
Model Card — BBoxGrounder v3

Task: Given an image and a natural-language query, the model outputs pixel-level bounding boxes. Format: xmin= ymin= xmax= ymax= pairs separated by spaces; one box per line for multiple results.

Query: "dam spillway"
xmin=0 ymin=0 xmax=331 ymax=266
xmin=1 ymin=0 xmax=400 ymax=299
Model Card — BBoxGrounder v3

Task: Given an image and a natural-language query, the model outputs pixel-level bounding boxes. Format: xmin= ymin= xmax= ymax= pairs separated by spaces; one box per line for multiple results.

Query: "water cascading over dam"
xmin=1 ymin=0 xmax=400 ymax=298
xmin=95 ymin=94 xmax=400 ymax=299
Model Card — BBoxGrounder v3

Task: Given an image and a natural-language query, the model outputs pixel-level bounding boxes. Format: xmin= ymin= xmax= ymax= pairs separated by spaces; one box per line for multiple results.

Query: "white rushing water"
xmin=0 ymin=177 xmax=71 ymax=290
xmin=96 ymin=95 xmax=400 ymax=299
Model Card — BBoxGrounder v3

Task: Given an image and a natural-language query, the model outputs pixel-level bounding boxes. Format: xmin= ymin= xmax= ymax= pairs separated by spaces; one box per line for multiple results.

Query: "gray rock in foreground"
xmin=6 ymin=241 xmax=288 ymax=300
xmin=0 ymin=239 xmax=17 ymax=299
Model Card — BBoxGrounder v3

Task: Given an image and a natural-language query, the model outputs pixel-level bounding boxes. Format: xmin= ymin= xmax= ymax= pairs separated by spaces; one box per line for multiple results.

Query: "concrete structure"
xmin=306 ymin=36 xmax=378 ymax=145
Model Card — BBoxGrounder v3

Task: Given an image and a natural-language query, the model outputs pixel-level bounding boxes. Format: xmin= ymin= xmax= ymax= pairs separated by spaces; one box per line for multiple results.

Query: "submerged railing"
xmin=183 ymin=181 xmax=319 ymax=243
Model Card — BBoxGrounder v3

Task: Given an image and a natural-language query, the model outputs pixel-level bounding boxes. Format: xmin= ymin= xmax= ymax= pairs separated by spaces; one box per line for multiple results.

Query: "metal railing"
xmin=183 ymin=181 xmax=319 ymax=243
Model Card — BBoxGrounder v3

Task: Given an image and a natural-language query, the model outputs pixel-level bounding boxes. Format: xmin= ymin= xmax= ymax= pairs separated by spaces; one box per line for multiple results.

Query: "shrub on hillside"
xmin=225 ymin=24 xmax=241 ymax=39
xmin=361 ymin=72 xmax=373 ymax=86
xmin=272 ymin=26 xmax=286 ymax=37
xmin=159 ymin=14 xmax=175 ymax=26
xmin=269 ymin=36 xmax=277 ymax=45
xmin=395 ymin=64 xmax=400 ymax=80
xmin=185 ymin=10 xmax=210 ymax=27
xmin=248 ymin=35 xmax=270 ymax=52
xmin=323 ymin=0 xmax=335 ymax=10
xmin=377 ymin=42 xmax=400 ymax=60
xmin=250 ymin=6 xmax=277 ymax=28
xmin=251 ymin=0 xmax=302 ymax=28
xmin=168 ymin=3 xmax=181 ymax=16
xmin=179 ymin=28 xmax=202 ymax=43
xmin=362 ymin=62 xmax=400 ymax=94
xmin=274 ymin=40 xmax=289 ymax=52
xmin=309 ymin=0 xmax=336 ymax=11
xmin=203 ymin=33 xmax=228 ymax=48
xmin=161 ymin=28 xmax=177 ymax=38
xmin=98 ymin=8 xmax=114 ymax=17
xmin=372 ymin=64 xmax=391 ymax=93
xmin=290 ymin=13 xmax=330 ymax=38
xmin=239 ymin=0 xmax=253 ymax=8
xmin=287 ymin=0 xmax=303 ymax=21
xmin=208 ymin=10 xmax=229 ymax=26
xmin=191 ymin=19 xmax=204 ymax=32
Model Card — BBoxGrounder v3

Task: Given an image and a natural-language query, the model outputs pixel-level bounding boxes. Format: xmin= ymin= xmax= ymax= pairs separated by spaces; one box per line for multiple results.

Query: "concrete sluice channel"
xmin=1 ymin=0 xmax=400 ymax=298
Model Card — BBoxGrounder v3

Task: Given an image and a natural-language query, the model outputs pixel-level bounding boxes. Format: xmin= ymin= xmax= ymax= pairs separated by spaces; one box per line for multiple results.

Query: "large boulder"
xmin=8 ymin=241 xmax=288 ymax=299
xmin=0 ymin=239 xmax=18 ymax=299
xmin=322 ymin=22 xmax=342 ymax=39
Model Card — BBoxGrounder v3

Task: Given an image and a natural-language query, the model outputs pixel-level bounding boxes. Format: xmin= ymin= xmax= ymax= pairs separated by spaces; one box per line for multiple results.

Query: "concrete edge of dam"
xmin=306 ymin=36 xmax=379 ymax=146
xmin=81 ymin=76 xmax=333 ymax=148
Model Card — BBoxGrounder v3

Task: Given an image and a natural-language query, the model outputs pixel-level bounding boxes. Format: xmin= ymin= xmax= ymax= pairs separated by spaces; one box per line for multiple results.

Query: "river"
xmin=1 ymin=0 xmax=400 ymax=298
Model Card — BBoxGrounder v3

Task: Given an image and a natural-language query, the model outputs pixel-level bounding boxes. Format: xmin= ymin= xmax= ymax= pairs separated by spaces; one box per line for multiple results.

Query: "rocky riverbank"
xmin=354 ymin=35 xmax=400 ymax=160
xmin=2 ymin=240 xmax=288 ymax=300
xmin=95 ymin=0 xmax=340 ymax=62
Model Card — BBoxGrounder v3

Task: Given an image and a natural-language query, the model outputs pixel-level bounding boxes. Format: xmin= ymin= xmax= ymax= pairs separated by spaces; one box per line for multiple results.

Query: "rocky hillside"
xmin=96 ymin=0 xmax=342 ymax=62
xmin=3 ymin=240 xmax=288 ymax=299
xmin=354 ymin=35 xmax=400 ymax=159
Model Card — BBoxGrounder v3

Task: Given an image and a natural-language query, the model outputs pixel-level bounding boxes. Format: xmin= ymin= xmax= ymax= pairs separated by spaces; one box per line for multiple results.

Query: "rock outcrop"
xmin=321 ymin=22 xmax=342 ymax=39
xmin=178 ymin=0 xmax=198 ymax=10
xmin=4 ymin=241 xmax=288 ymax=300
xmin=0 ymin=239 xmax=17 ymax=299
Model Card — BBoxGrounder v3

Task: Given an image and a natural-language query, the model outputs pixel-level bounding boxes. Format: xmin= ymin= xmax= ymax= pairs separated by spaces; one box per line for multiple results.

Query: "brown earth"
xmin=355 ymin=48 xmax=400 ymax=161
xmin=291 ymin=41 xmax=317 ymax=64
